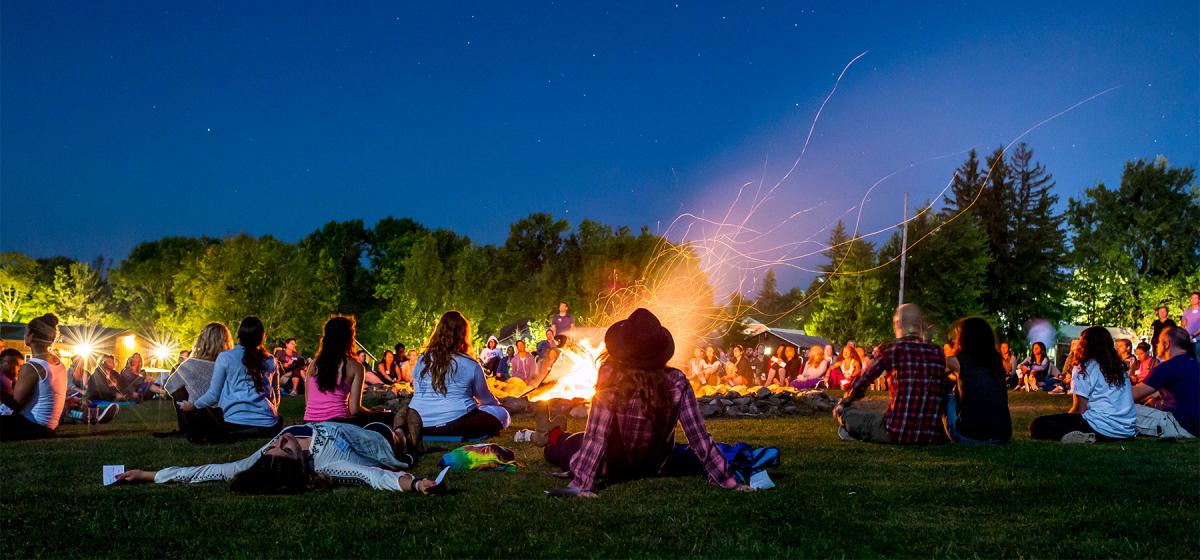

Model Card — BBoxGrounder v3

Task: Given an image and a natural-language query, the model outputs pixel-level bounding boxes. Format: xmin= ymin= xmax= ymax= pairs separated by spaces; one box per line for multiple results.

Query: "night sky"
xmin=2 ymin=1 xmax=1196 ymax=289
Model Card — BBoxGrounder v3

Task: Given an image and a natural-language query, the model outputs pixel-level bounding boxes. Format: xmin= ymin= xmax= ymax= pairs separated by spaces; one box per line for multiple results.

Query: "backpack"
xmin=1135 ymin=404 xmax=1195 ymax=439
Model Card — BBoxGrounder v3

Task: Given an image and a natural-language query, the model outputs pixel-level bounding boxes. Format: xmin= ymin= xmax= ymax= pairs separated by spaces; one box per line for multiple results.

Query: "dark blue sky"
xmin=3 ymin=1 xmax=1196 ymax=290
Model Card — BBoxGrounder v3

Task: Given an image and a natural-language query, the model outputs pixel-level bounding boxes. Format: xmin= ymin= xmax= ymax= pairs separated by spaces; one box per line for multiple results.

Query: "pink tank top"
xmin=303 ymin=364 xmax=351 ymax=422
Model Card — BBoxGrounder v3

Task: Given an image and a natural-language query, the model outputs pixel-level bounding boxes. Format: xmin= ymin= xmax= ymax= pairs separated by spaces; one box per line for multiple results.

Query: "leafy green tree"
xmin=172 ymin=235 xmax=334 ymax=351
xmin=28 ymin=261 xmax=110 ymax=325
xmin=374 ymin=234 xmax=448 ymax=347
xmin=1067 ymin=157 xmax=1199 ymax=329
xmin=876 ymin=206 xmax=991 ymax=343
xmin=300 ymin=220 xmax=372 ymax=315
xmin=110 ymin=237 xmax=217 ymax=337
xmin=0 ymin=252 xmax=39 ymax=322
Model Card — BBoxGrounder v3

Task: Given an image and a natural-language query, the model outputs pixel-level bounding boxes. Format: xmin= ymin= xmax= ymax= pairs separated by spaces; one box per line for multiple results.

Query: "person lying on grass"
xmin=116 ymin=421 xmax=446 ymax=495
xmin=530 ymin=308 xmax=751 ymax=497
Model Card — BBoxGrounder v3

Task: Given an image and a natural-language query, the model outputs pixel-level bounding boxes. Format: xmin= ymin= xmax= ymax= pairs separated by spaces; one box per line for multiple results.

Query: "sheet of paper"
xmin=749 ymin=470 xmax=775 ymax=490
xmin=103 ymin=465 xmax=125 ymax=486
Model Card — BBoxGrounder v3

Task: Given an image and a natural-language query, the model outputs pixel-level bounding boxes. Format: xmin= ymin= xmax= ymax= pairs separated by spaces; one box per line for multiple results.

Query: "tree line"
xmin=795 ymin=146 xmax=1198 ymax=348
xmin=1 ymin=144 xmax=1196 ymax=354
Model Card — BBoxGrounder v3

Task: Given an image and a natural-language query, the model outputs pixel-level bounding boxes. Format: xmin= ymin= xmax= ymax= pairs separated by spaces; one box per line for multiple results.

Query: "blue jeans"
xmin=946 ymin=394 xmax=1006 ymax=445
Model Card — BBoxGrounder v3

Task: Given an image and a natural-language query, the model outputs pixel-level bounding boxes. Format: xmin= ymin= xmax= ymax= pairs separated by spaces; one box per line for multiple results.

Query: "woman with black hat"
xmin=536 ymin=308 xmax=750 ymax=497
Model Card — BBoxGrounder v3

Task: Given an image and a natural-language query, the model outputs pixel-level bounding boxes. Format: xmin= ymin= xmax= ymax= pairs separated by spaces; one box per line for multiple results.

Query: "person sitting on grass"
xmin=1130 ymin=327 xmax=1198 ymax=438
xmin=508 ymin=340 xmax=537 ymax=382
xmin=1048 ymin=339 xmax=1080 ymax=395
xmin=834 ymin=343 xmax=862 ymax=390
xmin=117 ymin=353 xmax=167 ymax=401
xmin=158 ymin=323 xmax=232 ymax=438
xmin=479 ymin=336 xmax=503 ymax=376
xmin=944 ymin=317 xmax=1012 ymax=444
xmin=179 ymin=316 xmax=282 ymax=443
xmin=0 ymin=314 xmax=66 ymax=442
xmin=87 ymin=355 xmax=126 ymax=402
xmin=407 ymin=311 xmax=511 ymax=443
xmin=792 ymin=345 xmax=828 ymax=390
xmin=1131 ymin=341 xmax=1158 ymax=385
xmin=399 ymin=350 xmax=418 ymax=383
xmin=722 ymin=345 xmax=751 ymax=387
xmin=1117 ymin=338 xmax=1137 ymax=382
xmin=304 ymin=316 xmax=394 ymax=427
xmin=833 ymin=304 xmax=951 ymax=445
xmin=1028 ymin=327 xmax=1135 ymax=444
xmin=1 ymin=348 xmax=26 ymax=415
xmin=114 ymin=420 xmax=446 ymax=495
xmin=1015 ymin=342 xmax=1050 ymax=391
xmin=531 ymin=308 xmax=750 ymax=497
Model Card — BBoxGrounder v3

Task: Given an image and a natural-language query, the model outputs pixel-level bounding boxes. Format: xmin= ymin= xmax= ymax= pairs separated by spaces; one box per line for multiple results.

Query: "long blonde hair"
xmin=807 ymin=345 xmax=825 ymax=367
xmin=191 ymin=323 xmax=234 ymax=361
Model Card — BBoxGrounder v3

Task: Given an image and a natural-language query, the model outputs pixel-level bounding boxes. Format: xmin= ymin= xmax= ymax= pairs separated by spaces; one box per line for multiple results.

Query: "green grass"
xmin=2 ymin=393 xmax=1197 ymax=559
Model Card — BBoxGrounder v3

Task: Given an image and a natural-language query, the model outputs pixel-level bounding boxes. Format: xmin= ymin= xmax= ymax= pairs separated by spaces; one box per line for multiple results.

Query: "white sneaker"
xmin=1060 ymin=431 xmax=1096 ymax=444
xmin=513 ymin=429 xmax=535 ymax=443
xmin=837 ymin=425 xmax=854 ymax=441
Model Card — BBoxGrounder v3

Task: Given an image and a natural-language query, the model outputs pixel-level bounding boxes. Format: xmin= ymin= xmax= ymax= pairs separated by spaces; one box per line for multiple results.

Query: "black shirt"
xmin=955 ymin=354 xmax=1012 ymax=442
xmin=1151 ymin=318 xmax=1176 ymax=348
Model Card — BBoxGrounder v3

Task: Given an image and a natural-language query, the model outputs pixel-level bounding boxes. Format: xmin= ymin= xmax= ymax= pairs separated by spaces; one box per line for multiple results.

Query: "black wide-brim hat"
xmin=604 ymin=308 xmax=675 ymax=369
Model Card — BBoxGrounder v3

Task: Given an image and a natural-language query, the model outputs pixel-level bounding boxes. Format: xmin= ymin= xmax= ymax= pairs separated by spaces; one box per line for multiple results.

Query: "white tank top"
xmin=22 ymin=357 xmax=67 ymax=430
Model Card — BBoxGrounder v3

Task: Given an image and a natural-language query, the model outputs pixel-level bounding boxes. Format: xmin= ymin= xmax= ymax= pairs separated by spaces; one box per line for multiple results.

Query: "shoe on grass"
xmin=514 ymin=429 xmax=535 ymax=443
xmin=837 ymin=425 xmax=854 ymax=441
xmin=95 ymin=403 xmax=119 ymax=425
xmin=1060 ymin=431 xmax=1096 ymax=444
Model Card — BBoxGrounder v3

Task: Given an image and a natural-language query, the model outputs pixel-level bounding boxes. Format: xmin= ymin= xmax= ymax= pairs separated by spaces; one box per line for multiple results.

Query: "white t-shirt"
xmin=1071 ymin=359 xmax=1136 ymax=438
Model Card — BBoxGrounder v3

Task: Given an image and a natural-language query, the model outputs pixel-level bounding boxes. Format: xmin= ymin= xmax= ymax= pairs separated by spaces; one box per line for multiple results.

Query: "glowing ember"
xmin=528 ymin=338 xmax=605 ymax=402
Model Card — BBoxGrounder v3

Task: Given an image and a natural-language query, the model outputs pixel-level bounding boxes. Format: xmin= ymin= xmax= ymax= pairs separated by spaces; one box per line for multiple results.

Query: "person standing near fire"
xmin=552 ymin=301 xmax=574 ymax=343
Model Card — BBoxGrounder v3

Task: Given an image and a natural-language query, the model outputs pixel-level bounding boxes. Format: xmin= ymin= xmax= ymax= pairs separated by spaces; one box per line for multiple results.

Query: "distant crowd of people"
xmin=684 ymin=340 xmax=880 ymax=392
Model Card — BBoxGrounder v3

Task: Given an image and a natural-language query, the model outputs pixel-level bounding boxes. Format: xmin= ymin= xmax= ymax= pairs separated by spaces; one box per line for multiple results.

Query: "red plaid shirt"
xmin=845 ymin=336 xmax=950 ymax=444
xmin=569 ymin=366 xmax=736 ymax=492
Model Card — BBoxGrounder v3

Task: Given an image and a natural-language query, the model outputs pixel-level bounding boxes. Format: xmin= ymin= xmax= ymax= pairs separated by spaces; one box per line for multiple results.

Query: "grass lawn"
xmin=2 ymin=392 xmax=1198 ymax=559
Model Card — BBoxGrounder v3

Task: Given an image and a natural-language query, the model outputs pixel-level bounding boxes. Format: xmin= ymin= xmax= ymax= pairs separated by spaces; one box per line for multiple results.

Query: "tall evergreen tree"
xmin=808 ymin=221 xmax=891 ymax=344
xmin=944 ymin=144 xmax=1068 ymax=343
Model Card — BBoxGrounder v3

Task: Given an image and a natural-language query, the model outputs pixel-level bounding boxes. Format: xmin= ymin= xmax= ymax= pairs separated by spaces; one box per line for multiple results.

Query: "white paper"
xmin=749 ymin=470 xmax=774 ymax=490
xmin=103 ymin=465 xmax=125 ymax=486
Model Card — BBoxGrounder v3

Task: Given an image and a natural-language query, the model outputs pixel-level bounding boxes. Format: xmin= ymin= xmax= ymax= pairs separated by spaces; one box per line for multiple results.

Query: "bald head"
xmin=1159 ymin=326 xmax=1196 ymax=360
xmin=893 ymin=303 xmax=925 ymax=339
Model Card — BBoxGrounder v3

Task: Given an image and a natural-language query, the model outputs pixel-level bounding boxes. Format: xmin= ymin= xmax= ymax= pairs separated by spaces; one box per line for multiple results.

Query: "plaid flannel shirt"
xmin=569 ymin=366 xmax=736 ymax=492
xmin=844 ymin=336 xmax=950 ymax=444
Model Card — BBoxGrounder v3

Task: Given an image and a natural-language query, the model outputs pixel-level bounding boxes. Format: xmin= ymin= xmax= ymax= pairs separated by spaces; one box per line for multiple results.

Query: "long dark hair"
xmin=230 ymin=455 xmax=328 ymax=495
xmin=952 ymin=317 xmax=1005 ymax=382
xmin=1077 ymin=327 xmax=1127 ymax=387
xmin=1030 ymin=341 xmax=1046 ymax=362
xmin=420 ymin=311 xmax=472 ymax=395
xmin=595 ymin=356 xmax=674 ymax=422
xmin=314 ymin=316 xmax=355 ymax=393
xmin=237 ymin=317 xmax=269 ymax=393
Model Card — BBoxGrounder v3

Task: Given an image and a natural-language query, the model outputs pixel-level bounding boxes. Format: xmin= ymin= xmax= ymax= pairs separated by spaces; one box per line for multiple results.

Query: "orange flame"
xmin=528 ymin=338 xmax=605 ymax=402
